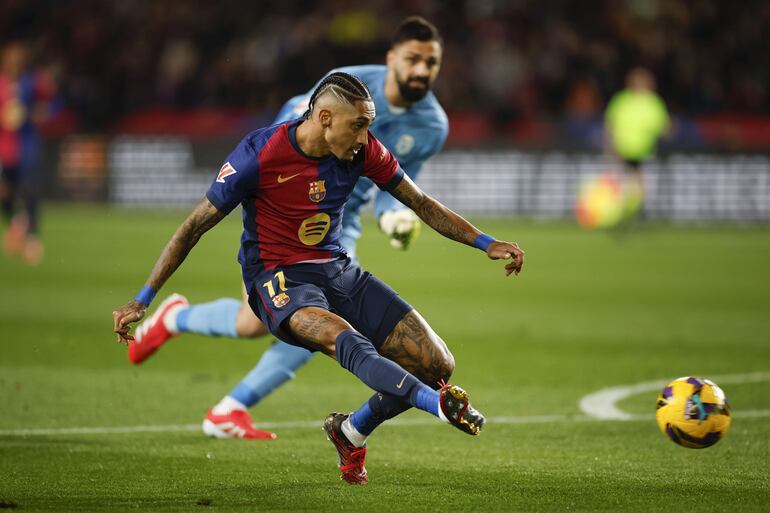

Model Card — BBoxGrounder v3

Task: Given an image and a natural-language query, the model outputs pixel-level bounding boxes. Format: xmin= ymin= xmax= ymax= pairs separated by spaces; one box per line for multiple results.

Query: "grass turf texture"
xmin=1 ymin=205 xmax=769 ymax=512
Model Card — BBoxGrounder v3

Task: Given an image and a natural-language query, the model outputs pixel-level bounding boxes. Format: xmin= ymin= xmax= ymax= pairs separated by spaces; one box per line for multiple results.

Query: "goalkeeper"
xmin=128 ymin=17 xmax=449 ymax=439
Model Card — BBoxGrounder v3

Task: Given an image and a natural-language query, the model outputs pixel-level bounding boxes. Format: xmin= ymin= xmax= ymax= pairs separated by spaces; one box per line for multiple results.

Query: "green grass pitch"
xmin=1 ymin=205 xmax=769 ymax=512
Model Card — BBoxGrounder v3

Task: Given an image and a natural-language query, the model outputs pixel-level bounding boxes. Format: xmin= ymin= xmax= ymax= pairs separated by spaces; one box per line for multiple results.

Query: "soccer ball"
xmin=575 ymin=171 xmax=625 ymax=229
xmin=655 ymin=377 xmax=731 ymax=449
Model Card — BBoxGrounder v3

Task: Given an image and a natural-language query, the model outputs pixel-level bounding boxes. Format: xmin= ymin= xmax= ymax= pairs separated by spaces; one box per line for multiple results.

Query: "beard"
xmin=396 ymin=76 xmax=431 ymax=103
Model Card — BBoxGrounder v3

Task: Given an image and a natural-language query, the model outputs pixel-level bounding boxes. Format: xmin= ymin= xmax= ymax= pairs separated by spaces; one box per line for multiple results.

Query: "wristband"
xmin=473 ymin=233 xmax=495 ymax=252
xmin=134 ymin=285 xmax=157 ymax=306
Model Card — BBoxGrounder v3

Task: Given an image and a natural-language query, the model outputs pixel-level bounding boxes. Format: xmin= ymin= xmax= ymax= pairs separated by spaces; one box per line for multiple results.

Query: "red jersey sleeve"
xmin=362 ymin=132 xmax=404 ymax=191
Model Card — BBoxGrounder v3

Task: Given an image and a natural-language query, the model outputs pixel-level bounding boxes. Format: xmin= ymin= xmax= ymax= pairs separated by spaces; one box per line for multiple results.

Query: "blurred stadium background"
xmin=3 ymin=0 xmax=769 ymax=219
xmin=1 ymin=1 xmax=769 ymax=511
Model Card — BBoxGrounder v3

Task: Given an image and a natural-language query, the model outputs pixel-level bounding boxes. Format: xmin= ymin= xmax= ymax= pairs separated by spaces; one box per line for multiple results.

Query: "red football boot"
xmin=323 ymin=412 xmax=368 ymax=484
xmin=128 ymin=294 xmax=188 ymax=364
xmin=202 ymin=409 xmax=277 ymax=440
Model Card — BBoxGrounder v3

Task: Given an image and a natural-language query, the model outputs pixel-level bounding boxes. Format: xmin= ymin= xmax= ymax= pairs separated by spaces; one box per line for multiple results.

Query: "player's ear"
xmin=386 ymin=49 xmax=396 ymax=67
xmin=318 ymin=108 xmax=332 ymax=128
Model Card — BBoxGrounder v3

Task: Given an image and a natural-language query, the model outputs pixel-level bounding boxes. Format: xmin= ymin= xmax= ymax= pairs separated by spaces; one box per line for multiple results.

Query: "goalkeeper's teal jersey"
xmin=274 ymin=65 xmax=448 ymax=224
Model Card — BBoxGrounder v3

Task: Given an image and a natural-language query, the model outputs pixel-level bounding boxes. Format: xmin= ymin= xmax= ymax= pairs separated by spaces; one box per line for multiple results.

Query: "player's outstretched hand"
xmin=112 ymin=300 xmax=147 ymax=345
xmin=487 ymin=241 xmax=525 ymax=276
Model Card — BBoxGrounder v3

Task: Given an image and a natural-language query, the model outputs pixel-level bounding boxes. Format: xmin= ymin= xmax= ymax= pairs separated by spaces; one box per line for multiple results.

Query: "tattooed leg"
xmin=286 ymin=307 xmax=445 ymax=410
xmin=286 ymin=306 xmax=352 ymax=356
xmin=379 ymin=309 xmax=455 ymax=385
xmin=347 ymin=311 xmax=457 ymax=437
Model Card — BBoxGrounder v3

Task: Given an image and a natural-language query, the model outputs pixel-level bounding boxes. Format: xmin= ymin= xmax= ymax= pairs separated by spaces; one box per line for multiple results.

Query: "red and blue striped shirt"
xmin=206 ymin=120 xmax=404 ymax=272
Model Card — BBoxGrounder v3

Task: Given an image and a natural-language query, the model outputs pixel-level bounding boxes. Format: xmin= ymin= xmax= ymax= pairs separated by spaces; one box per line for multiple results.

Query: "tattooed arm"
xmin=142 ymin=198 xmax=225 ymax=292
xmin=112 ymin=198 xmax=226 ymax=343
xmin=390 ymin=174 xmax=478 ymax=246
xmin=390 ymin=174 xmax=525 ymax=276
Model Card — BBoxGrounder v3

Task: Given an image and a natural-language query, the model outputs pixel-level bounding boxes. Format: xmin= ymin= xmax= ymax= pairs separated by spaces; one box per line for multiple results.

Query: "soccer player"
xmin=604 ymin=67 xmax=670 ymax=220
xmin=0 ymin=40 xmax=55 ymax=265
xmin=112 ymin=71 xmax=524 ymax=484
xmin=129 ymin=17 xmax=449 ymax=440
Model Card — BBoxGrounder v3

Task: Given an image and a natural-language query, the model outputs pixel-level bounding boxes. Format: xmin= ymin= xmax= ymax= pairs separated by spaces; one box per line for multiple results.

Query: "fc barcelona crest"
xmin=272 ymin=292 xmax=290 ymax=308
xmin=309 ymin=180 xmax=326 ymax=202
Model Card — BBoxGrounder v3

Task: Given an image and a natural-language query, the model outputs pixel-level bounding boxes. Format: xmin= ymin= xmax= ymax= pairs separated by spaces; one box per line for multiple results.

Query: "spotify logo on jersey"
xmin=298 ymin=213 xmax=330 ymax=245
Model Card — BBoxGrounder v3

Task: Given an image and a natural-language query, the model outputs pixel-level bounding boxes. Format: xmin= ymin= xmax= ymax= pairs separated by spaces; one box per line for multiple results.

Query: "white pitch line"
xmin=1 ymin=417 xmax=574 ymax=437
xmin=0 ymin=424 xmax=201 ymax=436
xmin=579 ymin=371 xmax=770 ymax=420
xmin=2 ymin=410 xmax=769 ymax=437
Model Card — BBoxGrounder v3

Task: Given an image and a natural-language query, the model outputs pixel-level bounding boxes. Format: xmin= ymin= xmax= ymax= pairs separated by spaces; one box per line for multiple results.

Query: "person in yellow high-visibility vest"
xmin=605 ymin=67 xmax=670 ymax=220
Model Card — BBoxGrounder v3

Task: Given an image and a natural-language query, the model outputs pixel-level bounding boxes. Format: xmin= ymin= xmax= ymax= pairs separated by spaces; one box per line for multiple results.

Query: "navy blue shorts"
xmin=0 ymin=162 xmax=40 ymax=187
xmin=244 ymin=257 xmax=412 ymax=350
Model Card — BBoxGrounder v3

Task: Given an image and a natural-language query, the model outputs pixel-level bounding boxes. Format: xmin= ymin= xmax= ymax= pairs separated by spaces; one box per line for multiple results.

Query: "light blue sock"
xmin=175 ymin=298 xmax=241 ymax=338
xmin=228 ymin=340 xmax=314 ymax=407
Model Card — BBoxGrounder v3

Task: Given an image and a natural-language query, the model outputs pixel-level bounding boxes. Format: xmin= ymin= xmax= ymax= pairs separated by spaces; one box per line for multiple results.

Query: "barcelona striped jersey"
xmin=206 ymin=120 xmax=404 ymax=273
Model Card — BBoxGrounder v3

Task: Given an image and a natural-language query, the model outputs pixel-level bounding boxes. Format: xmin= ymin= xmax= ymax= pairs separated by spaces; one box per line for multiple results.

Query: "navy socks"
xmin=336 ymin=329 xmax=423 ymax=399
xmin=336 ymin=329 xmax=441 ymax=436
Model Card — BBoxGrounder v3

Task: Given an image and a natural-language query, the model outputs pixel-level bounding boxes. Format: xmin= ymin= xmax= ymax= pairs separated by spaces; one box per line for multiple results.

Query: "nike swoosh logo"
xmin=395 ymin=374 xmax=408 ymax=389
xmin=277 ymin=173 xmax=301 ymax=183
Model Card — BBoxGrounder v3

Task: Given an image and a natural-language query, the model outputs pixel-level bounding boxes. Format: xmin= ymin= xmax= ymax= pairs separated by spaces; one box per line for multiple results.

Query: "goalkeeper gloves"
xmin=378 ymin=209 xmax=421 ymax=250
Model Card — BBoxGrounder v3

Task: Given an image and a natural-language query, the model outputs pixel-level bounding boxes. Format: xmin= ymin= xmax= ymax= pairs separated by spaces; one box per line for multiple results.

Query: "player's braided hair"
xmin=304 ymin=72 xmax=373 ymax=118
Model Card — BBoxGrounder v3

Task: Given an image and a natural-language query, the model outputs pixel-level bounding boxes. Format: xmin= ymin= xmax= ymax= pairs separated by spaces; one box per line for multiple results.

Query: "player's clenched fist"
xmin=486 ymin=241 xmax=525 ymax=276
xmin=112 ymin=300 xmax=146 ymax=344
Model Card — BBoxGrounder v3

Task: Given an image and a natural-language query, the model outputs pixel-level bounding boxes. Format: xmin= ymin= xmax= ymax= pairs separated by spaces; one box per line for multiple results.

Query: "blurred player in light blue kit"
xmin=129 ymin=17 xmax=449 ymax=439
